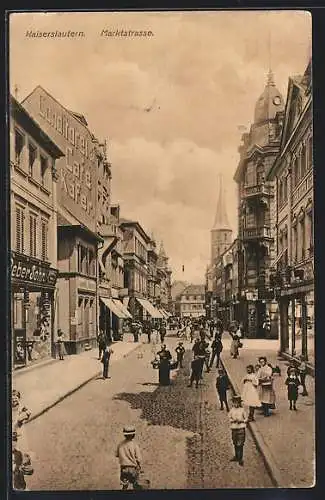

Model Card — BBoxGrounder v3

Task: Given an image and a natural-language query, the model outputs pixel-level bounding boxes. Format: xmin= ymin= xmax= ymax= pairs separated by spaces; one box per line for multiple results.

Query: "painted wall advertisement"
xmin=22 ymin=86 xmax=98 ymax=232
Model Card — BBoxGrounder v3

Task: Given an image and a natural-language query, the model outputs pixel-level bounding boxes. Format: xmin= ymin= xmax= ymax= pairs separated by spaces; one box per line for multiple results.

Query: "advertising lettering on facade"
xmin=11 ymin=253 xmax=58 ymax=287
xmin=22 ymin=87 xmax=97 ymax=232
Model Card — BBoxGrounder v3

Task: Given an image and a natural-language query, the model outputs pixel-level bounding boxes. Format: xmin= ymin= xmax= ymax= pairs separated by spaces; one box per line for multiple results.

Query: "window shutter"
xmin=29 ymin=215 xmax=37 ymax=257
xmin=41 ymin=221 xmax=48 ymax=261
xmin=16 ymin=207 xmax=21 ymax=252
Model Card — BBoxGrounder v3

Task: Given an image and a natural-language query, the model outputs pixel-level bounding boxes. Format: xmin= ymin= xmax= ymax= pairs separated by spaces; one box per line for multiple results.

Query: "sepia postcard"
xmin=8 ymin=9 xmax=314 ymax=492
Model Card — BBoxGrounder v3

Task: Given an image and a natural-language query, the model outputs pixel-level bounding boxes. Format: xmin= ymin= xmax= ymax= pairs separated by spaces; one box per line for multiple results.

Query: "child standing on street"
xmin=228 ymin=395 xmax=247 ymax=466
xmin=285 ymin=367 xmax=300 ymax=410
xmin=241 ymin=365 xmax=261 ymax=421
xmin=216 ymin=368 xmax=230 ymax=411
xmin=116 ymin=426 xmax=142 ymax=490
xmin=175 ymin=342 xmax=185 ymax=368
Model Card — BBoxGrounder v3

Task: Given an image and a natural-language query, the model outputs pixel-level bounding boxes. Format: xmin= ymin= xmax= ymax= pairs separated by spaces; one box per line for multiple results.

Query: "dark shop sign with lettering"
xmin=11 ymin=253 xmax=58 ymax=287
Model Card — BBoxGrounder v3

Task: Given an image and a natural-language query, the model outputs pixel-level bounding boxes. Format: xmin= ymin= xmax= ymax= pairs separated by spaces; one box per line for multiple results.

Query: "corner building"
xmin=10 ymin=96 xmax=64 ymax=368
xmin=234 ymin=71 xmax=285 ymax=338
xmin=22 ymin=86 xmax=109 ymax=353
xmin=267 ymin=61 xmax=313 ymax=368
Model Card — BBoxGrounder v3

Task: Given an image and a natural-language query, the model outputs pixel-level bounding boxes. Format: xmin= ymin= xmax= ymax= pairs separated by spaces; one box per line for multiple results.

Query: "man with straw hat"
xmin=116 ymin=426 xmax=142 ymax=490
xmin=228 ymin=395 xmax=248 ymax=466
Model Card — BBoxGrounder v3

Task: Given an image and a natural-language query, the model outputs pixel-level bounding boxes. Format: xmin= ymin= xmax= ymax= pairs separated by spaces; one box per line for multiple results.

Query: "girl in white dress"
xmin=241 ymin=365 xmax=261 ymax=421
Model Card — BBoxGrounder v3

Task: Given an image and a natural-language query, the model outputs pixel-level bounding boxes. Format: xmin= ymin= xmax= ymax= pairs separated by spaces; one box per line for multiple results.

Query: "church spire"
xmin=212 ymin=174 xmax=231 ymax=231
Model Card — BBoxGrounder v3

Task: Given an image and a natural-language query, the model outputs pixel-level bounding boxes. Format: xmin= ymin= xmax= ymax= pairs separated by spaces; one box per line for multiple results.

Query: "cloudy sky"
xmin=9 ymin=11 xmax=311 ymax=283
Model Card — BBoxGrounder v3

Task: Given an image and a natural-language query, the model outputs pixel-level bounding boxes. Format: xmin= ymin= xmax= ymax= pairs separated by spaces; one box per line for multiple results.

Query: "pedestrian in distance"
xmin=216 ymin=368 xmax=230 ymax=411
xmin=175 ymin=342 xmax=185 ymax=368
xmin=97 ymin=329 xmax=106 ymax=360
xmin=230 ymin=328 xmax=242 ymax=359
xmin=146 ymin=321 xmax=152 ymax=344
xmin=101 ymin=345 xmax=113 ymax=379
xmin=57 ymin=329 xmax=65 ymax=360
xmin=241 ymin=365 xmax=261 ymax=421
xmin=159 ymin=322 xmax=167 ymax=344
xmin=298 ymin=355 xmax=308 ymax=396
xmin=116 ymin=426 xmax=142 ymax=490
xmin=285 ymin=367 xmax=300 ymax=410
xmin=209 ymin=334 xmax=223 ymax=369
xmin=188 ymin=356 xmax=202 ymax=388
xmin=228 ymin=395 xmax=247 ymax=466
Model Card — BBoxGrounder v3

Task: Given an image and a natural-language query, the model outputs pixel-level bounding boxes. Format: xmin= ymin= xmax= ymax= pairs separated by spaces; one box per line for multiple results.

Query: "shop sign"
xmin=11 ymin=254 xmax=58 ymax=287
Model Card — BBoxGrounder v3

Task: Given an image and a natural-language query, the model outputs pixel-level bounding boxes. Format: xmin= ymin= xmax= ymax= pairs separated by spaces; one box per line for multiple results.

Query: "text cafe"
xmin=11 ymin=251 xmax=58 ymax=369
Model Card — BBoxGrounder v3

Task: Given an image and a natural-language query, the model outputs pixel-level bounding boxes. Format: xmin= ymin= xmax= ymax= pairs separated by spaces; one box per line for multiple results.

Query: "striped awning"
xmin=113 ymin=299 xmax=132 ymax=319
xmin=136 ymin=298 xmax=164 ymax=319
xmin=100 ymin=297 xmax=128 ymax=319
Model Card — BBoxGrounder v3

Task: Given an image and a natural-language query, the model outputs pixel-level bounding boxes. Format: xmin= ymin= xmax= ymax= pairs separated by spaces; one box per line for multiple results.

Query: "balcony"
xmin=244 ymin=183 xmax=273 ymax=199
xmin=243 ymin=226 xmax=272 ymax=241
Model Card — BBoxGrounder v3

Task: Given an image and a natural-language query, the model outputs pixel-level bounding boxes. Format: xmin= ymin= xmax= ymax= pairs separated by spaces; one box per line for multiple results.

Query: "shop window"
xmin=40 ymin=155 xmax=48 ymax=186
xmin=29 ymin=214 xmax=37 ymax=258
xmin=28 ymin=142 xmax=37 ymax=177
xmin=15 ymin=129 xmax=24 ymax=166
xmin=15 ymin=205 xmax=25 ymax=253
xmin=41 ymin=220 xmax=48 ymax=261
xmin=78 ymin=297 xmax=84 ymax=326
xmin=13 ymin=292 xmax=24 ymax=329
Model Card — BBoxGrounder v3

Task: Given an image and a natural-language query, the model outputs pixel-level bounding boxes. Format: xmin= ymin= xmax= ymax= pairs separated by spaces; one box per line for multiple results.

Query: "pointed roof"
xmin=212 ymin=174 xmax=231 ymax=231
xmin=254 ymin=70 xmax=285 ymax=124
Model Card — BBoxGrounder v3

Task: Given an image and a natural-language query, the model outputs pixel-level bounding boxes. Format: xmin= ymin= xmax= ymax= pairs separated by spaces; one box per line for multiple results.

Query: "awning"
xmin=159 ymin=308 xmax=170 ymax=319
xmin=136 ymin=298 xmax=164 ymax=318
xmin=100 ymin=297 xmax=128 ymax=319
xmin=113 ymin=299 xmax=132 ymax=319
xmin=161 ymin=308 xmax=171 ymax=318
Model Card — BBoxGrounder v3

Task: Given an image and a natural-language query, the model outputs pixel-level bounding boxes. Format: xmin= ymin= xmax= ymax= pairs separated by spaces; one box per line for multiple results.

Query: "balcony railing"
xmin=244 ymin=183 xmax=273 ymax=199
xmin=243 ymin=226 xmax=272 ymax=240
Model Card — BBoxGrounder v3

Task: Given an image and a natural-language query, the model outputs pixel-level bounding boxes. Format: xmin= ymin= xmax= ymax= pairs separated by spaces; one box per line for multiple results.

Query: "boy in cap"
xmin=116 ymin=426 xmax=142 ymax=490
xmin=175 ymin=342 xmax=185 ymax=368
xmin=228 ymin=395 xmax=247 ymax=466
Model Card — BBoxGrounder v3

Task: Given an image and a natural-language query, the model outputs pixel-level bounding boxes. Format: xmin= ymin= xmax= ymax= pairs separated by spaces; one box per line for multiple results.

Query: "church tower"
xmin=211 ymin=174 xmax=232 ymax=264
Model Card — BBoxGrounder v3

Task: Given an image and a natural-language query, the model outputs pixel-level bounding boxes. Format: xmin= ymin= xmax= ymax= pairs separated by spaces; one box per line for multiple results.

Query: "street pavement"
xmin=221 ymin=334 xmax=315 ymax=488
xmin=23 ymin=334 xmax=272 ymax=490
xmin=13 ymin=333 xmax=142 ymax=421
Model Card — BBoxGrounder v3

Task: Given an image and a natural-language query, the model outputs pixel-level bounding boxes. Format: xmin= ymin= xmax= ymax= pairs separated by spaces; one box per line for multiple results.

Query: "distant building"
xmin=171 ymin=280 xmax=188 ymax=316
xmin=210 ymin=175 xmax=233 ymax=264
xmin=267 ymin=61 xmax=313 ymax=368
xmin=178 ymin=284 xmax=206 ymax=318
xmin=120 ymin=219 xmax=164 ymax=322
xmin=10 ymin=95 xmax=64 ymax=368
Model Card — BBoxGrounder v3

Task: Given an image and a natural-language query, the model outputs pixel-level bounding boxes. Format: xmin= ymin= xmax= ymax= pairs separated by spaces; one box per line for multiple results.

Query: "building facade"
xmin=233 ymin=71 xmax=285 ymax=339
xmin=22 ymin=86 xmax=111 ymax=353
xmin=267 ymin=61 xmax=313 ymax=368
xmin=10 ymin=96 xmax=64 ymax=368
xmin=156 ymin=243 xmax=173 ymax=313
xmin=178 ymin=285 xmax=206 ymax=318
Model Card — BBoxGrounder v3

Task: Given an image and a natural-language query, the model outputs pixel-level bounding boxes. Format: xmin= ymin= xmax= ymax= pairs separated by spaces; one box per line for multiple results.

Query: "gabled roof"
xmin=180 ymin=284 xmax=205 ymax=296
xmin=10 ymin=95 xmax=64 ymax=159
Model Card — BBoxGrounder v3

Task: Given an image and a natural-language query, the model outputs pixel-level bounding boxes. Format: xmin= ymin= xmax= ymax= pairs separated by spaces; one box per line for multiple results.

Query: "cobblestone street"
xmin=25 ymin=336 xmax=271 ymax=490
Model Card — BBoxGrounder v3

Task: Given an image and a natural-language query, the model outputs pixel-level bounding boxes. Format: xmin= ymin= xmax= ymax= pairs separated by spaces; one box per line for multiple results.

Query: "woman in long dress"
xmin=241 ymin=365 xmax=261 ymax=421
xmin=230 ymin=328 xmax=241 ymax=359
xmin=256 ymin=356 xmax=276 ymax=416
xmin=157 ymin=345 xmax=172 ymax=386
